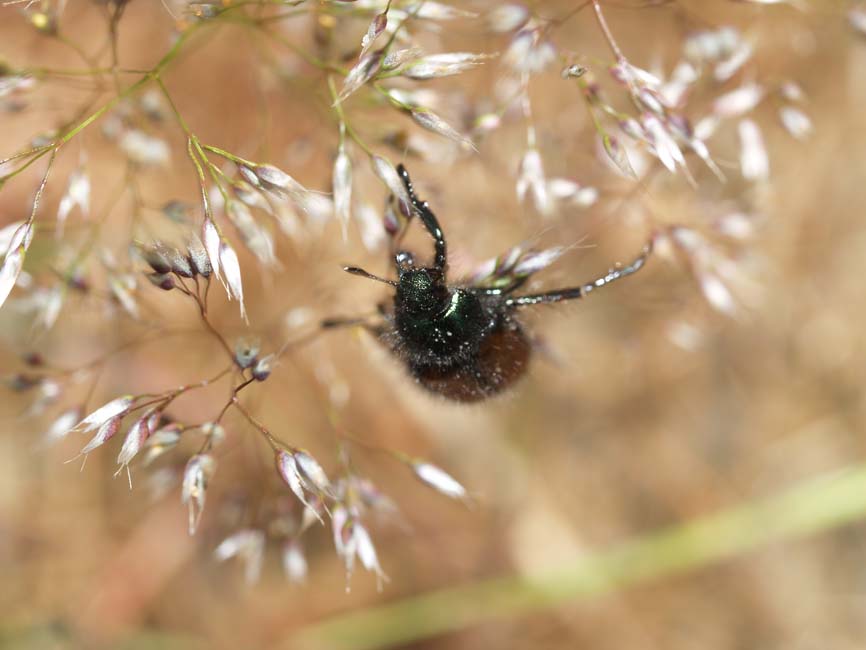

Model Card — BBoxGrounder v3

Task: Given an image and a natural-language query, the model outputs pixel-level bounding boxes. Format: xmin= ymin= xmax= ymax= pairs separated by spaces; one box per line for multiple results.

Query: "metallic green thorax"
xmin=395 ymin=268 xmax=490 ymax=362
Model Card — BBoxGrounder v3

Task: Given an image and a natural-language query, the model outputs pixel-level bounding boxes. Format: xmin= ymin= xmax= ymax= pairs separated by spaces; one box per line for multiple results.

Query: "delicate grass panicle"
xmin=0 ymin=0 xmax=833 ymax=597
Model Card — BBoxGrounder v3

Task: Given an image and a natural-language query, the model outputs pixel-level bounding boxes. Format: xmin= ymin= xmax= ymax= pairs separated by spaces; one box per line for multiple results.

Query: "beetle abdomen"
xmin=409 ymin=320 xmax=530 ymax=402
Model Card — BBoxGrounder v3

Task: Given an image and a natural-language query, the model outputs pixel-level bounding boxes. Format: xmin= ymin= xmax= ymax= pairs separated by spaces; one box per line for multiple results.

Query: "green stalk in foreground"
xmin=288 ymin=464 xmax=866 ymax=650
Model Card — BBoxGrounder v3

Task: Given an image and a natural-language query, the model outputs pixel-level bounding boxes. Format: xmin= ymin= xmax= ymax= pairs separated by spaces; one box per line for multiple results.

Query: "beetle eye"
xmin=396 ymin=251 xmax=414 ymax=268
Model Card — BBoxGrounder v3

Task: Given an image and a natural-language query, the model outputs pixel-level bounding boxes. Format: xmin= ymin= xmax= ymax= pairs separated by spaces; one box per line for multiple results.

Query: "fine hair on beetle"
xmin=324 ymin=164 xmax=653 ymax=402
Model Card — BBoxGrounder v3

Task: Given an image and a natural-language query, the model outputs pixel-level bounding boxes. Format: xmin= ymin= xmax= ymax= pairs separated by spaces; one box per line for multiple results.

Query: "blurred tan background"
xmin=1 ymin=1 xmax=866 ymax=649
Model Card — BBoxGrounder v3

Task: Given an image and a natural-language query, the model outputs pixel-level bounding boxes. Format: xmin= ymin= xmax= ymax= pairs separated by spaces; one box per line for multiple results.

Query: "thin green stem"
xmin=215 ymin=0 xmax=306 ymax=15
xmin=128 ymin=365 xmax=233 ymax=416
xmin=328 ymin=75 xmax=374 ymax=157
xmin=154 ymin=78 xmax=237 ymax=206
xmin=195 ymin=141 xmax=232 ymax=204
xmin=201 ymin=144 xmax=257 ymax=168
xmin=252 ymin=22 xmax=346 ymax=74
xmin=15 ymin=18 xmax=205 ymax=159
xmin=254 ymin=7 xmax=314 ymax=24
xmin=185 ymin=138 xmax=214 ymax=221
xmin=379 ymin=0 xmax=417 ymax=54
xmin=54 ymin=31 xmax=101 ymax=71
xmin=231 ymin=397 xmax=283 ymax=451
xmin=289 ymin=463 xmax=866 ymax=650
xmin=27 ymin=66 xmax=148 ymax=78
xmin=0 ymin=145 xmax=53 ymax=168
xmin=61 ymin=169 xmax=129 ymax=283
xmin=591 ymin=0 xmax=626 ymax=62
xmin=16 ymin=148 xmax=59 ymax=229
xmin=153 ymin=76 xmax=194 ymax=136
xmin=58 ymin=75 xmax=149 ymax=145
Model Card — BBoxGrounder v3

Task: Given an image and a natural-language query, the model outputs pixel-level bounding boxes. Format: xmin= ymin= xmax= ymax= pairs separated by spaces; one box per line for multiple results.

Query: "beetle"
xmin=325 ymin=165 xmax=651 ymax=401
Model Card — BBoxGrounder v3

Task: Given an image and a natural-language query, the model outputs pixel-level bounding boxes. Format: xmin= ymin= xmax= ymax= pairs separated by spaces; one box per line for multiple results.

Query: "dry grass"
xmin=1 ymin=2 xmax=865 ymax=649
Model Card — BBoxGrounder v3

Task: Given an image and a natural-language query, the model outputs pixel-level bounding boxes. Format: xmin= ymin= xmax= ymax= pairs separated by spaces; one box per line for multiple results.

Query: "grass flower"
xmin=182 ymin=454 xmax=216 ymax=536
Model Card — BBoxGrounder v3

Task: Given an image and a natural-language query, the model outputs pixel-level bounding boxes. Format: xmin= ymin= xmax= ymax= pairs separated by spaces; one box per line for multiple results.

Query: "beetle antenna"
xmin=343 ymin=266 xmax=398 ymax=286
